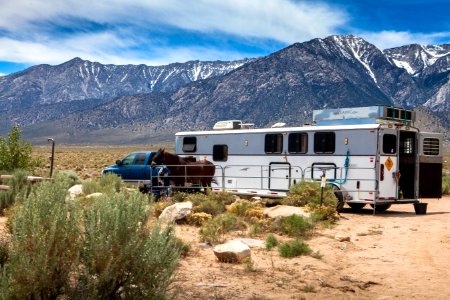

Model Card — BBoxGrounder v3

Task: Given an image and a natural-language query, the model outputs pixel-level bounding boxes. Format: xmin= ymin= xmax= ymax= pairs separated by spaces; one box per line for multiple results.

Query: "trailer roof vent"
xmin=213 ymin=120 xmax=242 ymax=130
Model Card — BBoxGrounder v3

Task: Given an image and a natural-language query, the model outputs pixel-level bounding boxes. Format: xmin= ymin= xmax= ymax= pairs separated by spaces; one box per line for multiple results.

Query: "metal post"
xmin=47 ymin=138 xmax=55 ymax=178
xmin=320 ymin=170 xmax=326 ymax=206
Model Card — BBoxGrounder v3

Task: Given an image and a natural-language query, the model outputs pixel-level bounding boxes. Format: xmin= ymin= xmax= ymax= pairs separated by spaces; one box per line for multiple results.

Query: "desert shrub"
xmin=200 ymin=213 xmax=246 ymax=244
xmin=174 ymin=238 xmax=191 ymax=258
xmin=186 ymin=212 xmax=212 ymax=226
xmin=279 ymin=239 xmax=312 ymax=258
xmin=82 ymin=179 xmax=101 ymax=195
xmin=0 ymin=125 xmax=39 ymax=172
xmin=58 ymin=170 xmax=81 ymax=186
xmin=187 ymin=191 xmax=230 ymax=216
xmin=0 ymin=237 xmax=9 ymax=268
xmin=77 ymin=192 xmax=180 ymax=299
xmin=99 ymin=172 xmax=123 ymax=193
xmin=172 ymin=191 xmax=190 ymax=202
xmin=0 ymin=175 xmax=81 ymax=299
xmin=249 ymin=218 xmax=272 ymax=236
xmin=309 ymin=205 xmax=339 ymax=223
xmin=0 ymin=170 xmax=32 ymax=214
xmin=443 ymin=172 xmax=450 ymax=195
xmin=151 ymin=199 xmax=174 ymax=218
xmin=278 ymin=215 xmax=314 ymax=238
xmin=228 ymin=199 xmax=263 ymax=217
xmin=265 ymin=234 xmax=278 ymax=250
xmin=283 ymin=180 xmax=337 ymax=208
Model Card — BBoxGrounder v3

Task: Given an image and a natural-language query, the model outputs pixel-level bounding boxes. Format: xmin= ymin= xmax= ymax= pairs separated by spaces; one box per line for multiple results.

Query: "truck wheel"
xmin=370 ymin=204 xmax=391 ymax=212
xmin=348 ymin=203 xmax=366 ymax=210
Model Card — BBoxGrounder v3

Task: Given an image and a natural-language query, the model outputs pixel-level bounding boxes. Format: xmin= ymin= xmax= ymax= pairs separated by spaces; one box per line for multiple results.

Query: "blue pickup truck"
xmin=102 ymin=151 xmax=169 ymax=197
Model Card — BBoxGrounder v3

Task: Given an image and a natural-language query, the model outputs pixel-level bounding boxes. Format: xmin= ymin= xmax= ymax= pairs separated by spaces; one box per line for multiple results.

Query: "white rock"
xmin=159 ymin=201 xmax=193 ymax=223
xmin=86 ymin=192 xmax=103 ymax=199
xmin=213 ymin=240 xmax=251 ymax=263
xmin=234 ymin=238 xmax=265 ymax=248
xmin=263 ymin=205 xmax=311 ymax=219
xmin=67 ymin=184 xmax=84 ymax=200
xmin=335 ymin=235 xmax=351 ymax=242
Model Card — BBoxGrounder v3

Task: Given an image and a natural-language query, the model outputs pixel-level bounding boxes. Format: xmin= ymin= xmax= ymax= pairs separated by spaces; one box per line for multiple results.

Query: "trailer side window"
xmin=213 ymin=145 xmax=228 ymax=161
xmin=265 ymin=134 xmax=283 ymax=154
xmin=383 ymin=134 xmax=397 ymax=154
xmin=423 ymin=138 xmax=439 ymax=155
xmin=182 ymin=137 xmax=197 ymax=152
xmin=288 ymin=133 xmax=308 ymax=153
xmin=314 ymin=132 xmax=335 ymax=154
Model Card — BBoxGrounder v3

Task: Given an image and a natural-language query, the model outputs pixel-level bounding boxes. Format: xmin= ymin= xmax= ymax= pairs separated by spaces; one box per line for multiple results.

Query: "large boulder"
xmin=263 ymin=205 xmax=311 ymax=219
xmin=159 ymin=201 xmax=193 ymax=223
xmin=67 ymin=184 xmax=84 ymax=201
xmin=213 ymin=240 xmax=251 ymax=263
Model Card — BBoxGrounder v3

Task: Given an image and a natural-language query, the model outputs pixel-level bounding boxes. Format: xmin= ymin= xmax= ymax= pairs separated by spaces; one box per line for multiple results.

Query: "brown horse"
xmin=151 ymin=148 xmax=215 ymax=187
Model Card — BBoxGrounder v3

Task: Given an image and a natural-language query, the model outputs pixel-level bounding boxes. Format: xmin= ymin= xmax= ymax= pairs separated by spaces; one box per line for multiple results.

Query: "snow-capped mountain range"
xmin=0 ymin=35 xmax=448 ymax=144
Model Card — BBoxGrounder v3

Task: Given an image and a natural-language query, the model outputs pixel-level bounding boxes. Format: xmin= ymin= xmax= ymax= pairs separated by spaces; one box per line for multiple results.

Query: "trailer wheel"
xmin=370 ymin=204 xmax=391 ymax=212
xmin=348 ymin=203 xmax=366 ymax=210
xmin=333 ymin=187 xmax=344 ymax=212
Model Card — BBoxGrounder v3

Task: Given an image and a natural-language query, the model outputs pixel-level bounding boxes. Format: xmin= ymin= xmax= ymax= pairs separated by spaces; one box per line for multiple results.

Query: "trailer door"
xmin=418 ymin=133 xmax=442 ymax=198
xmin=269 ymin=162 xmax=291 ymax=191
xmin=378 ymin=129 xmax=398 ymax=199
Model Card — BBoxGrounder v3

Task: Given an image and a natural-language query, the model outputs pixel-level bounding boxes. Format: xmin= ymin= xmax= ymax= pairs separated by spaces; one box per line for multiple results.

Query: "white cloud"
xmin=361 ymin=30 xmax=450 ymax=49
xmin=0 ymin=0 xmax=348 ymax=68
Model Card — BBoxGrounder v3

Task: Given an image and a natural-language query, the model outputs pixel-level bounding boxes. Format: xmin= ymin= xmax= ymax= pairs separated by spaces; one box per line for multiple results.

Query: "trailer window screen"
xmin=383 ymin=134 xmax=397 ymax=154
xmin=288 ymin=133 xmax=308 ymax=153
xmin=182 ymin=137 xmax=197 ymax=152
xmin=265 ymin=134 xmax=283 ymax=153
xmin=400 ymin=137 xmax=414 ymax=155
xmin=213 ymin=145 xmax=228 ymax=161
xmin=314 ymin=132 xmax=335 ymax=154
xmin=423 ymin=138 xmax=439 ymax=155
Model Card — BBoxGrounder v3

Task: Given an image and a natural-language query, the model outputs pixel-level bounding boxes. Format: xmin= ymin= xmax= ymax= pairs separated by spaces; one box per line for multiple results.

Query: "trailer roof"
xmin=175 ymin=123 xmax=383 ymax=136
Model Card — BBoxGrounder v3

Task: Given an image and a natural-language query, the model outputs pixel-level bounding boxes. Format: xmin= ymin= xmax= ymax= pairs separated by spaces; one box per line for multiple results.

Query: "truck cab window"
xmin=122 ymin=153 xmax=137 ymax=165
xmin=134 ymin=153 xmax=147 ymax=165
xmin=383 ymin=134 xmax=397 ymax=154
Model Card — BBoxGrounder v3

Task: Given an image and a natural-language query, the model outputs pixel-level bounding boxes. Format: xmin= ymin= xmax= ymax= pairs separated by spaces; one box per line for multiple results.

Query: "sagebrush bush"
xmin=58 ymin=170 xmax=81 ymax=186
xmin=0 ymin=169 xmax=31 ymax=214
xmin=227 ymin=199 xmax=263 ymax=218
xmin=200 ymin=213 xmax=246 ymax=244
xmin=278 ymin=239 xmax=312 ymax=258
xmin=0 ymin=175 xmax=81 ymax=299
xmin=99 ymin=172 xmax=123 ymax=193
xmin=186 ymin=191 xmax=232 ymax=216
xmin=0 ymin=176 xmax=181 ymax=299
xmin=77 ymin=192 xmax=179 ymax=299
xmin=151 ymin=200 xmax=174 ymax=217
xmin=82 ymin=179 xmax=101 ymax=195
xmin=186 ymin=212 xmax=212 ymax=226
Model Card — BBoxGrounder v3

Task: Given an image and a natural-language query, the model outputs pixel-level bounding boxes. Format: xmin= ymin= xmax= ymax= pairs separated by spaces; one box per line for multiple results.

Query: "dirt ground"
xmin=173 ymin=196 xmax=450 ymax=299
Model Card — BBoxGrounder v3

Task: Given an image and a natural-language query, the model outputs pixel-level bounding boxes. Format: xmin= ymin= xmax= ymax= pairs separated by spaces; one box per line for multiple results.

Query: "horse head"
xmin=151 ymin=148 xmax=166 ymax=167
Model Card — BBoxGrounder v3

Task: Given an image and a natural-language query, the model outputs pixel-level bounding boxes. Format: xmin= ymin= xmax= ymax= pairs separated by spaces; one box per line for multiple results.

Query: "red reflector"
xmin=231 ymin=189 xmax=238 ymax=192
xmin=270 ymin=192 xmax=278 ymax=195
xmin=369 ymin=192 xmax=373 ymax=194
xmin=213 ymin=188 xmax=221 ymax=191
xmin=249 ymin=191 xmax=257 ymax=194
xmin=380 ymin=164 xmax=384 ymax=181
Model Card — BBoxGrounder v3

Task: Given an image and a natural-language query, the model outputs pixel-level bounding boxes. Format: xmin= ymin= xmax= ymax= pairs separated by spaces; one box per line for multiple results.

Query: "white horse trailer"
xmin=175 ymin=106 xmax=443 ymax=211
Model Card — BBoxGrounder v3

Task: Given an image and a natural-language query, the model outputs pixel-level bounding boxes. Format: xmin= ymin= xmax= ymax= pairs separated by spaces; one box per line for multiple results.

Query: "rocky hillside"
xmin=0 ymin=35 xmax=449 ymax=144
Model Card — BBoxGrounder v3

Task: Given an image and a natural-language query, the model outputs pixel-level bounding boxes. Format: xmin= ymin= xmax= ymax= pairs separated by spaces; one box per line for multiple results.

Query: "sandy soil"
xmin=173 ymin=196 xmax=450 ymax=299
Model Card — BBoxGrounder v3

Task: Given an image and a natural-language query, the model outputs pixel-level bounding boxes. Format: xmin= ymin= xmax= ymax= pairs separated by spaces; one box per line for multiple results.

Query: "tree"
xmin=0 ymin=125 xmax=34 ymax=172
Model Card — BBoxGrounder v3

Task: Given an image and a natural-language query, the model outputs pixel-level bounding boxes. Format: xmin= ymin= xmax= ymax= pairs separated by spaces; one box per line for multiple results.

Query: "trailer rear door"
xmin=418 ymin=133 xmax=442 ymax=198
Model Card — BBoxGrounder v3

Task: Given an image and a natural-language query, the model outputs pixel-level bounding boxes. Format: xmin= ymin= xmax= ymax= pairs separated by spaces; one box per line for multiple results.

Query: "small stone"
xmin=335 ymin=235 xmax=351 ymax=242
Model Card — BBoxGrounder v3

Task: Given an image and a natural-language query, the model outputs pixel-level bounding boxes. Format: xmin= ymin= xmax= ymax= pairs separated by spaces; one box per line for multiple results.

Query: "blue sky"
xmin=0 ymin=0 xmax=449 ymax=76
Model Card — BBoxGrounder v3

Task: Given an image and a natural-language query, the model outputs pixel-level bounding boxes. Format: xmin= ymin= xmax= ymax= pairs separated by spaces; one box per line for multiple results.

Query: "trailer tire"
xmin=333 ymin=187 xmax=344 ymax=212
xmin=348 ymin=203 xmax=366 ymax=210
xmin=370 ymin=204 xmax=391 ymax=212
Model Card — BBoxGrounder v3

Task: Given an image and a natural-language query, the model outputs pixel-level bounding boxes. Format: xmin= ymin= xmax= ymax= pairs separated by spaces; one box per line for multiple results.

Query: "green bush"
xmin=82 ymin=179 xmax=101 ymax=195
xmin=443 ymin=172 xmax=450 ymax=195
xmin=265 ymin=234 xmax=278 ymax=250
xmin=0 ymin=125 xmax=39 ymax=172
xmin=0 ymin=170 xmax=32 ymax=214
xmin=278 ymin=215 xmax=313 ymax=238
xmin=279 ymin=239 xmax=312 ymax=258
xmin=283 ymin=180 xmax=337 ymax=208
xmin=200 ymin=213 xmax=246 ymax=244
xmin=228 ymin=199 xmax=263 ymax=217
xmin=0 ymin=175 xmax=81 ymax=299
xmin=186 ymin=191 xmax=233 ymax=216
xmin=99 ymin=172 xmax=123 ymax=193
